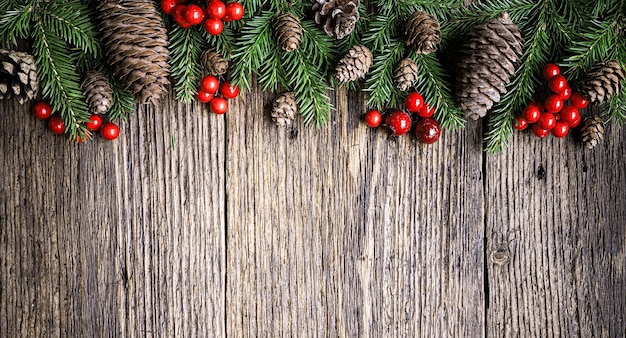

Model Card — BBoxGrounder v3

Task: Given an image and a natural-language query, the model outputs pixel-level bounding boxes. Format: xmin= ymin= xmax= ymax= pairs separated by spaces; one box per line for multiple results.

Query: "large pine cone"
xmin=82 ymin=70 xmax=113 ymax=115
xmin=581 ymin=116 xmax=605 ymax=149
xmin=97 ymin=0 xmax=170 ymax=105
xmin=455 ymin=13 xmax=523 ymax=120
xmin=404 ymin=11 xmax=441 ymax=54
xmin=313 ymin=0 xmax=359 ymax=40
xmin=335 ymin=45 xmax=372 ymax=83
xmin=201 ymin=49 xmax=228 ymax=76
xmin=275 ymin=13 xmax=302 ymax=52
xmin=271 ymin=92 xmax=298 ymax=127
xmin=581 ymin=60 xmax=625 ymax=104
xmin=0 ymin=49 xmax=38 ymax=104
xmin=394 ymin=58 xmax=419 ymax=91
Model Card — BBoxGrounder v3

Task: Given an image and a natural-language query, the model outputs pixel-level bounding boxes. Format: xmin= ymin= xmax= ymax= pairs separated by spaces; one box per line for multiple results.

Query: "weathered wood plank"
xmin=0 ymin=99 xmax=226 ymax=336
xmin=485 ymin=123 xmax=626 ymax=337
xmin=225 ymin=87 xmax=486 ymax=336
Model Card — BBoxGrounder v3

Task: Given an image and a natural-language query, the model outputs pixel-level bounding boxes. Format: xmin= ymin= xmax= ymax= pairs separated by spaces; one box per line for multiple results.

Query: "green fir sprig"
xmin=168 ymin=25 xmax=208 ymax=102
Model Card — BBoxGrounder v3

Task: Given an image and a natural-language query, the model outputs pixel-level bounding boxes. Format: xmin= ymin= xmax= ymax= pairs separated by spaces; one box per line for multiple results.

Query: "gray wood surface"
xmin=1 ymin=86 xmax=625 ymax=337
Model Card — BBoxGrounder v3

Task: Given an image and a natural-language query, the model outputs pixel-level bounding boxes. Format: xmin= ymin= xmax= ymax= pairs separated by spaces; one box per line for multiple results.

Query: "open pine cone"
xmin=201 ymin=49 xmax=228 ymax=76
xmin=271 ymin=92 xmax=298 ymax=127
xmin=581 ymin=60 xmax=626 ymax=104
xmin=313 ymin=0 xmax=360 ymax=40
xmin=580 ymin=116 xmax=605 ymax=149
xmin=275 ymin=13 xmax=302 ymax=52
xmin=0 ymin=49 xmax=38 ymax=104
xmin=82 ymin=70 xmax=113 ymax=114
xmin=335 ymin=45 xmax=372 ymax=83
xmin=404 ymin=11 xmax=441 ymax=54
xmin=394 ymin=58 xmax=419 ymax=91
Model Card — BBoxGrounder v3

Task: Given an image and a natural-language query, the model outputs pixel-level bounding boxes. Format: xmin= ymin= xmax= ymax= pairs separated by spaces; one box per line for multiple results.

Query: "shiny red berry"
xmin=204 ymin=17 xmax=224 ymax=35
xmin=570 ymin=92 xmax=589 ymax=109
xmin=184 ymin=4 xmax=205 ymax=25
xmin=544 ymin=94 xmax=563 ymax=113
xmin=532 ymin=124 xmax=550 ymax=138
xmin=560 ymin=106 xmax=580 ymax=126
xmin=33 ymin=101 xmax=53 ymax=120
xmin=207 ymin=0 xmax=226 ymax=19
xmin=220 ymin=81 xmax=240 ymax=99
xmin=538 ymin=112 xmax=557 ymax=130
xmin=415 ymin=118 xmax=441 ymax=144
xmin=161 ymin=0 xmax=178 ymax=14
xmin=514 ymin=117 xmax=528 ymax=130
xmin=85 ymin=114 xmax=103 ymax=131
xmin=197 ymin=89 xmax=214 ymax=103
xmin=100 ymin=122 xmax=120 ymax=141
xmin=569 ymin=115 xmax=582 ymax=128
xmin=522 ymin=104 xmax=541 ymax=123
xmin=385 ymin=110 xmax=412 ymax=136
xmin=364 ymin=109 xmax=383 ymax=127
xmin=173 ymin=5 xmax=191 ymax=28
xmin=551 ymin=121 xmax=569 ymax=138
xmin=210 ymin=96 xmax=228 ymax=114
xmin=548 ymin=74 xmax=568 ymax=93
xmin=404 ymin=92 xmax=424 ymax=112
xmin=47 ymin=117 xmax=65 ymax=134
xmin=542 ymin=63 xmax=560 ymax=80
xmin=416 ymin=103 xmax=435 ymax=118
xmin=225 ymin=2 xmax=244 ymax=21
xmin=200 ymin=75 xmax=220 ymax=94
xmin=559 ymin=85 xmax=572 ymax=100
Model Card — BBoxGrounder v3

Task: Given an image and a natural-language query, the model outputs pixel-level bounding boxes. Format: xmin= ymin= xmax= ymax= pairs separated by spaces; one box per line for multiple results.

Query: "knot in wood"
xmin=490 ymin=249 xmax=510 ymax=266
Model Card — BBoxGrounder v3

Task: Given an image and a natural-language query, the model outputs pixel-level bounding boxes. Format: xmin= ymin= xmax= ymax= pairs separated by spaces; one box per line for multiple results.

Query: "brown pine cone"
xmin=580 ymin=116 xmax=605 ymax=149
xmin=82 ymin=70 xmax=113 ymax=114
xmin=0 ymin=49 xmax=38 ymax=104
xmin=313 ymin=0 xmax=360 ymax=40
xmin=335 ymin=45 xmax=372 ymax=83
xmin=581 ymin=60 xmax=625 ymax=104
xmin=275 ymin=13 xmax=303 ymax=52
xmin=404 ymin=11 xmax=441 ymax=54
xmin=271 ymin=92 xmax=298 ymax=127
xmin=201 ymin=49 xmax=228 ymax=76
xmin=394 ymin=58 xmax=419 ymax=91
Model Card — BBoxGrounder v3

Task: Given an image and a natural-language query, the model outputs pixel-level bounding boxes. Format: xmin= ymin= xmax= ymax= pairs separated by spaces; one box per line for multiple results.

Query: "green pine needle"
xmin=39 ymin=1 xmax=101 ymax=57
xmin=364 ymin=39 xmax=405 ymax=111
xmin=0 ymin=3 xmax=34 ymax=48
xmin=169 ymin=25 xmax=207 ymax=102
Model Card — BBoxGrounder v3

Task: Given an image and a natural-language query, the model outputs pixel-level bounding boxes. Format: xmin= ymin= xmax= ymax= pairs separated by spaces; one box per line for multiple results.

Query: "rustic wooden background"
xmin=1 ymin=83 xmax=625 ymax=337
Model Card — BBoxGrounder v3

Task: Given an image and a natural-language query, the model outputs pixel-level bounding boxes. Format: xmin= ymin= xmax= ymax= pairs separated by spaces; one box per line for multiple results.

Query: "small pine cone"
xmin=394 ymin=58 xmax=418 ymax=91
xmin=580 ymin=116 xmax=605 ymax=149
xmin=335 ymin=45 xmax=372 ymax=83
xmin=201 ymin=49 xmax=228 ymax=76
xmin=271 ymin=92 xmax=298 ymax=127
xmin=0 ymin=49 xmax=38 ymax=104
xmin=404 ymin=11 xmax=441 ymax=54
xmin=97 ymin=0 xmax=170 ymax=105
xmin=313 ymin=0 xmax=360 ymax=40
xmin=455 ymin=12 xmax=523 ymax=120
xmin=581 ymin=60 xmax=626 ymax=104
xmin=275 ymin=13 xmax=302 ymax=52
xmin=82 ymin=71 xmax=113 ymax=114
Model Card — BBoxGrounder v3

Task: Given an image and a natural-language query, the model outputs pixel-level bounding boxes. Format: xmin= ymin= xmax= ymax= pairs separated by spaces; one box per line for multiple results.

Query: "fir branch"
xmin=562 ymin=20 xmax=620 ymax=81
xmin=362 ymin=13 xmax=397 ymax=53
xmin=258 ymin=47 xmax=288 ymax=91
xmin=0 ymin=3 xmax=34 ymax=48
xmin=107 ymin=79 xmax=135 ymax=121
xmin=238 ymin=0 xmax=266 ymax=18
xmin=169 ymin=25 xmax=207 ymax=102
xmin=374 ymin=0 xmax=462 ymax=20
xmin=39 ymin=1 xmax=100 ymax=56
xmin=605 ymin=85 xmax=626 ymax=124
xmin=203 ymin=24 xmax=235 ymax=60
xmin=364 ymin=39 xmax=405 ymax=111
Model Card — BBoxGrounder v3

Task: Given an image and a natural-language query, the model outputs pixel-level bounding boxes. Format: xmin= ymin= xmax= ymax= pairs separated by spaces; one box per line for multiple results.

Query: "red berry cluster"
xmin=161 ymin=0 xmax=244 ymax=35
xmin=363 ymin=91 xmax=442 ymax=144
xmin=197 ymin=75 xmax=240 ymax=114
xmin=515 ymin=63 xmax=589 ymax=138
xmin=32 ymin=101 xmax=120 ymax=141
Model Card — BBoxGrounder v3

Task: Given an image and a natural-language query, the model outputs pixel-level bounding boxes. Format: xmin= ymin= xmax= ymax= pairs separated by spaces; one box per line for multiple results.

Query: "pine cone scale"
xmin=0 ymin=49 xmax=38 ymax=104
xmin=582 ymin=60 xmax=625 ymax=104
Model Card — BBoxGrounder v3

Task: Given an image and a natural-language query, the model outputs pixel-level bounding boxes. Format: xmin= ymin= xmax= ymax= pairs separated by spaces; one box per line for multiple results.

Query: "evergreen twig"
xmin=169 ymin=25 xmax=207 ymax=102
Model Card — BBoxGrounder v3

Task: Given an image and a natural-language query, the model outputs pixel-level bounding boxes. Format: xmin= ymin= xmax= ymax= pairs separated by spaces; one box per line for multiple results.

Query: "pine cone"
xmin=271 ymin=92 xmax=298 ymax=127
xmin=394 ymin=58 xmax=418 ymax=91
xmin=581 ymin=60 xmax=625 ymax=104
xmin=455 ymin=13 xmax=523 ymax=120
xmin=335 ymin=45 xmax=372 ymax=83
xmin=201 ymin=49 xmax=228 ymax=76
xmin=313 ymin=0 xmax=359 ymax=40
xmin=404 ymin=11 xmax=441 ymax=54
xmin=0 ymin=49 xmax=38 ymax=104
xmin=97 ymin=0 xmax=170 ymax=105
xmin=581 ymin=116 xmax=605 ymax=149
xmin=275 ymin=13 xmax=302 ymax=52
xmin=82 ymin=71 xmax=113 ymax=114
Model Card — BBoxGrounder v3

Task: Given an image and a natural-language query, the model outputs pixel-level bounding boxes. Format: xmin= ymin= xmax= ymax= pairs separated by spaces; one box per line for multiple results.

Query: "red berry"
xmin=559 ymin=85 xmax=572 ymax=100
xmin=537 ymin=112 xmax=556 ymax=130
xmin=207 ymin=0 xmax=226 ymax=19
xmin=210 ymin=96 xmax=228 ymax=114
xmin=542 ymin=63 xmax=561 ymax=80
xmin=415 ymin=118 xmax=441 ymax=144
xmin=225 ymin=2 xmax=244 ymax=21
xmin=197 ymin=89 xmax=214 ymax=103
xmin=416 ymin=103 xmax=435 ymax=118
xmin=569 ymin=115 xmax=582 ymax=128
xmin=200 ymin=75 xmax=220 ymax=94
xmin=100 ymin=122 xmax=120 ymax=141
xmin=364 ymin=109 xmax=383 ymax=127
xmin=532 ymin=124 xmax=550 ymax=138
xmin=544 ymin=94 xmax=563 ymax=113
xmin=404 ymin=92 xmax=424 ymax=112
xmin=161 ymin=0 xmax=178 ymax=14
xmin=220 ymin=81 xmax=240 ymax=99
xmin=385 ymin=110 xmax=412 ymax=136
xmin=548 ymin=74 xmax=568 ymax=93
xmin=522 ymin=104 xmax=541 ymax=123
xmin=570 ymin=92 xmax=589 ymax=109
xmin=560 ymin=106 xmax=580 ymax=126
xmin=173 ymin=5 xmax=191 ymax=28
xmin=204 ymin=17 xmax=224 ymax=35
xmin=33 ymin=101 xmax=53 ymax=120
xmin=85 ymin=114 xmax=103 ymax=131
xmin=47 ymin=116 xmax=65 ymax=134
xmin=514 ymin=117 xmax=528 ymax=130
xmin=551 ymin=121 xmax=569 ymax=138
xmin=184 ymin=4 xmax=205 ymax=25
